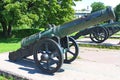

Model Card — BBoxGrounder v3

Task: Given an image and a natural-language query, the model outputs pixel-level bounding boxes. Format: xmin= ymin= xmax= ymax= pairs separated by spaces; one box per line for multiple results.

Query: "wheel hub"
xmin=41 ymin=54 xmax=49 ymax=61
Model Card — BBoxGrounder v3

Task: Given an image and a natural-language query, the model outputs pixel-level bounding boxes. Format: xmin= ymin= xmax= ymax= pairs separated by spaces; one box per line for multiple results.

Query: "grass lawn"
xmin=0 ymin=38 xmax=21 ymax=53
xmin=0 ymin=76 xmax=7 ymax=80
xmin=0 ymin=75 xmax=14 ymax=80
xmin=0 ymin=43 xmax=20 ymax=53
xmin=0 ymin=29 xmax=41 ymax=53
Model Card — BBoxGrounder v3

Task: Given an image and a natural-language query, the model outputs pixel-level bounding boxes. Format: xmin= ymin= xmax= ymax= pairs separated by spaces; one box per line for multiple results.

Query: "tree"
xmin=0 ymin=0 xmax=33 ymax=37
xmin=23 ymin=0 xmax=78 ymax=28
xmin=91 ymin=2 xmax=106 ymax=13
xmin=114 ymin=4 xmax=120 ymax=21
xmin=0 ymin=0 xmax=81 ymax=37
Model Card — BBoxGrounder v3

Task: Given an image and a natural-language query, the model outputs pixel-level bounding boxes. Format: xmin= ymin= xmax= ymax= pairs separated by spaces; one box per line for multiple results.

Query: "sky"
xmin=73 ymin=0 xmax=120 ymax=10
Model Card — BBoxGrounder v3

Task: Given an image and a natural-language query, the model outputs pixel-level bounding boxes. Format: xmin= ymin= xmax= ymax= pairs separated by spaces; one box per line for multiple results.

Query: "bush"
xmin=12 ymin=29 xmax=40 ymax=38
xmin=0 ymin=29 xmax=40 ymax=39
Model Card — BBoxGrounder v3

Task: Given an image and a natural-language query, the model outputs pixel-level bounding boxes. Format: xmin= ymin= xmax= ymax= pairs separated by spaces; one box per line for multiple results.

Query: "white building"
xmin=74 ymin=6 xmax=91 ymax=18
xmin=75 ymin=10 xmax=91 ymax=18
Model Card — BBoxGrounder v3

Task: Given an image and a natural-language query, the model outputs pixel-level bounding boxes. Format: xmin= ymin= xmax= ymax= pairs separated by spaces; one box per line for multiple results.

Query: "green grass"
xmin=0 ymin=75 xmax=14 ymax=80
xmin=0 ymin=43 xmax=20 ymax=53
xmin=0 ymin=76 xmax=7 ymax=80
xmin=0 ymin=38 xmax=21 ymax=53
xmin=0 ymin=29 xmax=40 ymax=53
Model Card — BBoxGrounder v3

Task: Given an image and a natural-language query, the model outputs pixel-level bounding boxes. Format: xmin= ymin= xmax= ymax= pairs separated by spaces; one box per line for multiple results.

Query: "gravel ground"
xmin=0 ymin=47 xmax=120 ymax=80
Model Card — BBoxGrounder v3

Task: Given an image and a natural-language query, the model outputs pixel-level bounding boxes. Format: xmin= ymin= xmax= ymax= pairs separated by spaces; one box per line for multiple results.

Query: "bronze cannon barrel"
xmin=21 ymin=7 xmax=115 ymax=47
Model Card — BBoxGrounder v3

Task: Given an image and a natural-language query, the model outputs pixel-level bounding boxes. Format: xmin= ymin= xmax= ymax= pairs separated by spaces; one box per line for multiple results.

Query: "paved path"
xmin=0 ymin=47 xmax=120 ymax=80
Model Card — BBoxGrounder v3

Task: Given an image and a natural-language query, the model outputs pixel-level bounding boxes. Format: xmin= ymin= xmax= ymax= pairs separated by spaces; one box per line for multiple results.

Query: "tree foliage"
xmin=91 ymin=2 xmax=106 ymax=13
xmin=0 ymin=0 xmax=81 ymax=37
xmin=114 ymin=3 xmax=120 ymax=21
xmin=0 ymin=0 xmax=28 ymax=37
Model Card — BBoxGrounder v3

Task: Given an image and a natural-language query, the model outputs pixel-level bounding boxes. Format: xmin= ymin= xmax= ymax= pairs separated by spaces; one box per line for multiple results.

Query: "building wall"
xmin=74 ymin=10 xmax=91 ymax=18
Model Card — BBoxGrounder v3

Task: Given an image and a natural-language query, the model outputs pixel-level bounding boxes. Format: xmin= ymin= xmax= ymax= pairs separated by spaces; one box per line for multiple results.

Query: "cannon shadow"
xmin=7 ymin=57 xmax=64 ymax=75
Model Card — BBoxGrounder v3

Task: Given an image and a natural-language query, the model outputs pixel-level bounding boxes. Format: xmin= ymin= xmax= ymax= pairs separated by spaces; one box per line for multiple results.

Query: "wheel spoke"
xmin=69 ymin=43 xmax=74 ymax=47
xmin=47 ymin=60 xmax=50 ymax=70
xmin=50 ymin=58 xmax=59 ymax=65
xmin=100 ymin=36 xmax=103 ymax=40
xmin=68 ymin=50 xmax=75 ymax=56
xmin=40 ymin=61 xmax=47 ymax=67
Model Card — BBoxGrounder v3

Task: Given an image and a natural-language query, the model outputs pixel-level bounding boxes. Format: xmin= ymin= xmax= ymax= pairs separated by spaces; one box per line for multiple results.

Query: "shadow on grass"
xmin=0 ymin=31 xmax=20 ymax=43
xmin=0 ymin=30 xmax=22 ymax=43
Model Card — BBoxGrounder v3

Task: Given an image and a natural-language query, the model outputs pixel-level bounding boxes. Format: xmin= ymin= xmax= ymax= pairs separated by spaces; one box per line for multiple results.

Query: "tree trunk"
xmin=1 ymin=22 xmax=8 ymax=37
xmin=8 ymin=24 xmax=12 ymax=36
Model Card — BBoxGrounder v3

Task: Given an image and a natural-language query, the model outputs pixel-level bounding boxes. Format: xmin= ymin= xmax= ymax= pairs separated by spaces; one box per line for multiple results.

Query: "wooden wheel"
xmin=33 ymin=38 xmax=64 ymax=74
xmin=64 ymin=37 xmax=79 ymax=63
xmin=90 ymin=27 xmax=108 ymax=43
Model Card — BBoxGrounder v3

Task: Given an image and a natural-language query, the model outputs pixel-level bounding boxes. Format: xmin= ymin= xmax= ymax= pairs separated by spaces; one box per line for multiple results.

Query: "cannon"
xmin=90 ymin=22 xmax=120 ymax=43
xmin=72 ymin=26 xmax=106 ymax=38
xmin=9 ymin=7 xmax=115 ymax=74
xmin=72 ymin=21 xmax=120 ymax=43
xmin=72 ymin=25 xmax=108 ymax=43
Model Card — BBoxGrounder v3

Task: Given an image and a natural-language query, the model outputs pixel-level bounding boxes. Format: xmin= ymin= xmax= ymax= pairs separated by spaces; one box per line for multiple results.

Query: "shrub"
xmin=12 ymin=29 xmax=40 ymax=38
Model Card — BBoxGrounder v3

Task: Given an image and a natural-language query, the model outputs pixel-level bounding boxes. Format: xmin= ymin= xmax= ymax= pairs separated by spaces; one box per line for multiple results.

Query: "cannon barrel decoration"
xmin=9 ymin=7 xmax=115 ymax=74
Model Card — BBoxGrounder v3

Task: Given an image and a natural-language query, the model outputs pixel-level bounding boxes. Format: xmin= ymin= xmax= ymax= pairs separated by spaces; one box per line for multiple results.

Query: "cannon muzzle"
xmin=21 ymin=7 xmax=115 ymax=47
